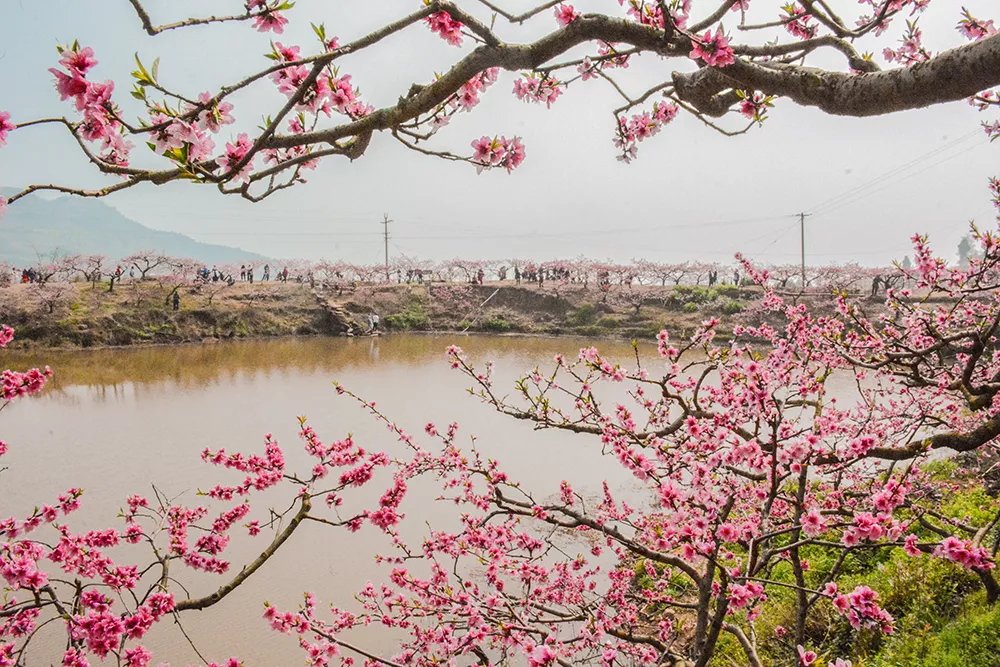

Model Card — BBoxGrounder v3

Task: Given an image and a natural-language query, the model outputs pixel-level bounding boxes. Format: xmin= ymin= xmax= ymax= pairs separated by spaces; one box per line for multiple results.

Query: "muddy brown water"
xmin=2 ymin=335 xmax=675 ymax=665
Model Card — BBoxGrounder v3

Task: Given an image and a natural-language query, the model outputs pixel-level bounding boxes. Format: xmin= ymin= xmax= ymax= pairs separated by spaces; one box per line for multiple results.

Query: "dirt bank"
xmin=0 ymin=279 xmax=838 ymax=350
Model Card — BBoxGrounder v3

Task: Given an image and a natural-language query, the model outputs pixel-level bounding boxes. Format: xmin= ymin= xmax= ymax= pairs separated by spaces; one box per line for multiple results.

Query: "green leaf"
xmin=134 ymin=53 xmax=150 ymax=79
xmin=311 ymin=22 xmax=326 ymax=42
xmin=151 ymin=57 xmax=160 ymax=82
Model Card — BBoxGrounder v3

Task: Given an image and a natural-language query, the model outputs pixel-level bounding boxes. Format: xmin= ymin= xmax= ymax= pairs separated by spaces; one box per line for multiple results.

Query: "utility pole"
xmin=799 ymin=212 xmax=810 ymax=292
xmin=381 ymin=213 xmax=392 ymax=281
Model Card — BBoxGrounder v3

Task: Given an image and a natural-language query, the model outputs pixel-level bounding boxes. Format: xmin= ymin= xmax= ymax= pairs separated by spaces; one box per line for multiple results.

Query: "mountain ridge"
xmin=0 ymin=188 xmax=265 ymax=266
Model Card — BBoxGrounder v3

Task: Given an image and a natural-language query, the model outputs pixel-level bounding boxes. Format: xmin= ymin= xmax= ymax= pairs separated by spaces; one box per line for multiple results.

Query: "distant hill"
xmin=0 ymin=188 xmax=265 ymax=266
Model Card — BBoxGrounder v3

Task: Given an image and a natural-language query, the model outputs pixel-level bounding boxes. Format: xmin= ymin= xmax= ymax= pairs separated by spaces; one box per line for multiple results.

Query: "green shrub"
xmin=714 ymin=284 xmax=744 ymax=299
xmin=573 ymin=325 xmax=603 ymax=338
xmin=720 ymin=299 xmax=744 ymax=315
xmin=869 ymin=594 xmax=1000 ymax=667
xmin=384 ymin=306 xmax=430 ymax=330
xmin=673 ymin=285 xmax=717 ymax=304
xmin=483 ymin=316 xmax=511 ymax=332
xmin=597 ymin=316 xmax=622 ymax=329
xmin=568 ymin=304 xmax=598 ymax=326
xmin=682 ymin=302 xmax=699 ymax=313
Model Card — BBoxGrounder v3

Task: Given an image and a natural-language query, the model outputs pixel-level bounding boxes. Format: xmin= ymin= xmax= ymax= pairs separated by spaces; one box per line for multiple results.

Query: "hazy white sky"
xmin=1 ymin=0 xmax=996 ymax=266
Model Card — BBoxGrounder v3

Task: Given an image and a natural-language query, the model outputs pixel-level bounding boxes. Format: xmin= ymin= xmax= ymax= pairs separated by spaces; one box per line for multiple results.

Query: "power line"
xmin=810 ymin=140 xmax=989 ymax=220
xmin=806 ymin=129 xmax=985 ymax=217
xmin=165 ymin=214 xmax=799 ymax=240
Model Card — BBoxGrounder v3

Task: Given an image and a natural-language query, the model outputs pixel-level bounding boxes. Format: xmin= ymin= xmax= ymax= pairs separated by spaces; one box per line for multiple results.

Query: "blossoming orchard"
xmin=4 ymin=2 xmax=1000 ymax=667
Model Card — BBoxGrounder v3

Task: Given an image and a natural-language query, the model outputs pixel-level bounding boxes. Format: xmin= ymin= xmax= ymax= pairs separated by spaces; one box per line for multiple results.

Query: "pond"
xmin=1 ymin=335 xmax=661 ymax=665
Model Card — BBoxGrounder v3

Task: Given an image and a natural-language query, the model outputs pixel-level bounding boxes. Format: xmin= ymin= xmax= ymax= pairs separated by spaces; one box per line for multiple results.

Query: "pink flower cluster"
xmin=470 ymin=135 xmax=526 ymax=174
xmin=216 ymin=133 xmax=254 ymax=184
xmin=47 ymin=44 xmax=133 ymax=167
xmin=70 ymin=592 xmax=173 ymax=660
xmin=554 ymin=4 xmax=580 ymax=26
xmin=619 ymin=0 xmax=690 ymax=30
xmin=958 ymin=8 xmax=997 ymax=40
xmin=454 ymin=68 xmax=499 ymax=113
xmin=270 ymin=61 xmax=372 ymax=120
xmin=426 ymin=11 xmax=463 ymax=46
xmin=933 ymin=536 xmax=994 ymax=570
xmin=1 ymin=366 xmax=52 ymax=401
xmin=147 ymin=111 xmax=216 ymax=162
xmin=185 ymin=92 xmax=235 ymax=134
xmin=0 ymin=112 xmax=14 ymax=148
xmin=512 ymin=74 xmax=564 ymax=108
xmin=829 ymin=584 xmax=894 ymax=633
xmin=841 ymin=512 xmax=902 ymax=546
xmin=689 ymin=28 xmax=735 ymax=67
xmin=883 ymin=22 xmax=931 ymax=65
xmin=727 ymin=581 xmax=765 ymax=609
xmin=577 ymin=42 xmax=633 ymax=81
xmin=782 ymin=3 xmax=818 ymax=39
xmin=739 ymin=91 xmax=771 ymax=121
xmin=614 ymin=101 xmax=678 ymax=163
xmin=247 ymin=0 xmax=289 ymax=34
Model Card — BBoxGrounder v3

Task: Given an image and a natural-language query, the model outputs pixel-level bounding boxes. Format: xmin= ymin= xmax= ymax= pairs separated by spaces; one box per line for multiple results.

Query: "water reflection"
xmin=3 ymin=335 xmax=650 ymax=397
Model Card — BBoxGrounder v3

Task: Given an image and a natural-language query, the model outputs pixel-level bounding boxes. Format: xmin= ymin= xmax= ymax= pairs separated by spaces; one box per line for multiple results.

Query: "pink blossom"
xmin=797 ymin=645 xmax=817 ymax=666
xmin=426 ymin=11 xmax=463 ymax=46
xmin=123 ymin=646 xmax=151 ymax=667
xmin=554 ymin=4 xmax=580 ymax=26
xmin=190 ymin=92 xmax=235 ymax=133
xmin=469 ymin=135 xmax=524 ymax=174
xmin=148 ymin=114 xmax=187 ymax=155
xmin=513 ymin=75 xmax=564 ymax=108
xmin=58 ymin=45 xmax=98 ymax=76
xmin=62 ymin=648 xmax=89 ymax=667
xmin=528 ymin=644 xmax=557 ymax=667
xmin=49 ymin=69 xmax=88 ymax=103
xmin=0 ymin=111 xmax=14 ymax=147
xmin=958 ymin=8 xmax=997 ymax=40
xmin=252 ymin=9 xmax=288 ymax=34
xmin=217 ymin=133 xmax=255 ymax=183
xmin=689 ymin=28 xmax=735 ymax=67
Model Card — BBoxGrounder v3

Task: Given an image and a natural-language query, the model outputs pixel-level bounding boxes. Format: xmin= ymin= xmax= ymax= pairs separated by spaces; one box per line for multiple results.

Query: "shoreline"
xmin=0 ymin=280 xmax=858 ymax=352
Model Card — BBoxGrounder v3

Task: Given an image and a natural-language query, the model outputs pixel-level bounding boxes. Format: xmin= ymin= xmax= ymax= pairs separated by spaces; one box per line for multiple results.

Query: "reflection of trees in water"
xmin=4 ymin=335 xmax=649 ymax=394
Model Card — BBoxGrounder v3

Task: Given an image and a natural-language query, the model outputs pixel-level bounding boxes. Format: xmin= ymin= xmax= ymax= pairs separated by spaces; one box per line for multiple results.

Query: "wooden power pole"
xmin=381 ymin=213 xmax=392 ymax=281
xmin=799 ymin=212 xmax=810 ymax=291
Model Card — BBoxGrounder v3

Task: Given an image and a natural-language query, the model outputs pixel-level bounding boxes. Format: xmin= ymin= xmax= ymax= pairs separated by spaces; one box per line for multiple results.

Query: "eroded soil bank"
xmin=0 ymin=279 xmax=845 ymax=349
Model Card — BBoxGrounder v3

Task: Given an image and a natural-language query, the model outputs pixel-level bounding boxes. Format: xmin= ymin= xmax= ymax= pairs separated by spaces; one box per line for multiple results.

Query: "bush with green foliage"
xmin=383 ymin=306 xmax=430 ymax=330
xmin=483 ymin=316 xmax=512 ymax=332
xmin=720 ymin=298 xmax=744 ymax=315
xmin=567 ymin=304 xmax=598 ymax=326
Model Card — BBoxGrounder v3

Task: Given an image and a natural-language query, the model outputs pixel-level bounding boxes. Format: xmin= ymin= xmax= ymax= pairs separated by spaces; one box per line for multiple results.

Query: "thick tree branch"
xmin=677 ymin=34 xmax=1000 ymax=117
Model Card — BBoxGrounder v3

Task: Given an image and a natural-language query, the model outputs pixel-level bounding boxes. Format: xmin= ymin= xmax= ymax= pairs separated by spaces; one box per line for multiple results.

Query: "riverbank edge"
xmin=0 ymin=281 xmax=820 ymax=352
